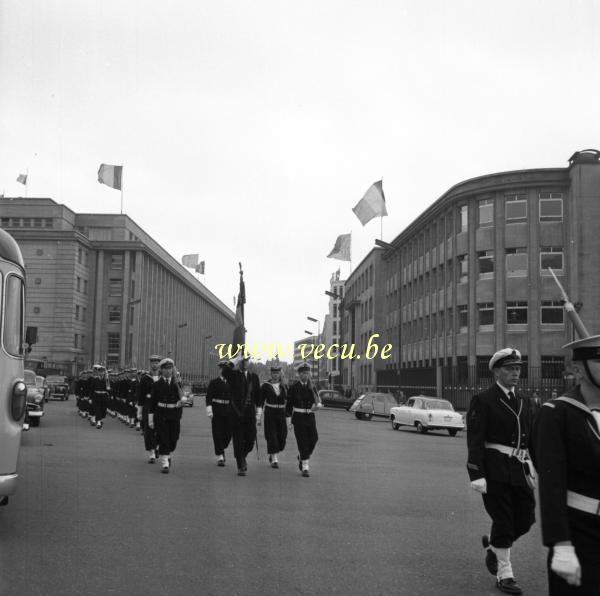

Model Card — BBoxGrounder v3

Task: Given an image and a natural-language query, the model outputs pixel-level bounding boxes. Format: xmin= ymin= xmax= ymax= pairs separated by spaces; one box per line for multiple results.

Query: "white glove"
xmin=551 ymin=545 xmax=581 ymax=586
xmin=470 ymin=478 xmax=487 ymax=494
xmin=148 ymin=414 xmax=154 ymax=429
xmin=255 ymin=407 xmax=263 ymax=426
xmin=286 ymin=417 xmax=292 ymax=429
xmin=206 ymin=405 xmax=213 ymax=418
xmin=136 ymin=405 xmax=143 ymax=421
xmin=312 ymin=402 xmax=323 ymax=411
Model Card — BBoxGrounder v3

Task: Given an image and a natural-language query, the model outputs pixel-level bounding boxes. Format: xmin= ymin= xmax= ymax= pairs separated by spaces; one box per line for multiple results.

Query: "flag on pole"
xmin=327 ymin=233 xmax=351 ymax=261
xmin=195 ymin=261 xmax=205 ymax=274
xmin=17 ymin=174 xmax=28 ymax=185
xmin=232 ymin=265 xmax=246 ymax=348
xmin=98 ymin=164 xmax=123 ymax=190
xmin=181 ymin=254 xmax=199 ymax=268
xmin=352 ymin=180 xmax=387 ymax=226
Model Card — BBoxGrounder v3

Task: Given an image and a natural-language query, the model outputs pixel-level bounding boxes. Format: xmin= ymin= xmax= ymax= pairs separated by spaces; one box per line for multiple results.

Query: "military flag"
xmin=97 ymin=164 xmax=123 ymax=190
xmin=182 ymin=254 xmax=199 ymax=268
xmin=352 ymin=180 xmax=387 ymax=226
xmin=17 ymin=173 xmax=28 ymax=185
xmin=327 ymin=233 xmax=351 ymax=261
xmin=233 ymin=264 xmax=246 ymax=348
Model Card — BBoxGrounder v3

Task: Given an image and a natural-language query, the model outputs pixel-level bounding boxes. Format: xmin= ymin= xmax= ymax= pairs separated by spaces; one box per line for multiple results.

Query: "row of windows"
xmin=76 ymin=276 xmax=88 ymax=294
xmin=109 ymin=278 xmax=135 ymax=298
xmin=74 ymin=334 xmax=86 ymax=349
xmin=75 ymin=305 xmax=87 ymax=322
xmin=1 ymin=217 xmax=54 ymax=228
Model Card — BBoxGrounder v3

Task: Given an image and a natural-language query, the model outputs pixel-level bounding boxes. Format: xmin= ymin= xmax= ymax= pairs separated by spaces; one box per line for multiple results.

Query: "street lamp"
xmin=175 ymin=323 xmax=188 ymax=366
xmin=201 ymin=334 xmax=213 ymax=383
xmin=306 ymin=315 xmax=321 ymax=387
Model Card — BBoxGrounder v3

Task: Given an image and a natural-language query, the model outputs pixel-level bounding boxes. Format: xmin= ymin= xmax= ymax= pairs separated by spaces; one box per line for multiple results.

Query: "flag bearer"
xmin=258 ymin=364 xmax=288 ymax=469
xmin=205 ymin=360 xmax=233 ymax=466
xmin=286 ymin=362 xmax=322 ymax=477
xmin=136 ymin=355 xmax=161 ymax=463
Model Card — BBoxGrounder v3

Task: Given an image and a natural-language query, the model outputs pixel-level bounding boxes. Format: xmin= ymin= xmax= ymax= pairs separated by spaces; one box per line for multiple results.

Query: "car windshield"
xmin=24 ymin=370 xmax=36 ymax=385
xmin=424 ymin=400 xmax=454 ymax=410
xmin=36 ymin=377 xmax=45 ymax=387
xmin=47 ymin=376 xmax=66 ymax=383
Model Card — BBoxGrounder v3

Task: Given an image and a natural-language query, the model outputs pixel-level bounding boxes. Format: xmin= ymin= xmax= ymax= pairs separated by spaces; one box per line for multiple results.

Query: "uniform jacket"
xmin=90 ymin=376 xmax=110 ymax=394
xmin=286 ymin=381 xmax=317 ymax=425
xmin=136 ymin=373 xmax=156 ymax=407
xmin=466 ymin=382 xmax=533 ymax=486
xmin=150 ymin=377 xmax=183 ymax=420
xmin=205 ymin=377 xmax=231 ymax=416
xmin=259 ymin=381 xmax=288 ymax=410
xmin=220 ymin=366 xmax=260 ymax=415
xmin=532 ymin=386 xmax=600 ymax=547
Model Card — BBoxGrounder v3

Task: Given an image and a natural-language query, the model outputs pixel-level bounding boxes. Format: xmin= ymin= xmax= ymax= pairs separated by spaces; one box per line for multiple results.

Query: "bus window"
xmin=4 ymin=274 xmax=24 ymax=356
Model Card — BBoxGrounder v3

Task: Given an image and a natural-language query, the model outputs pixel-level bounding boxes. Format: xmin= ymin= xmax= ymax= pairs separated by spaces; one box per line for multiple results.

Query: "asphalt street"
xmin=0 ymin=399 xmax=548 ymax=596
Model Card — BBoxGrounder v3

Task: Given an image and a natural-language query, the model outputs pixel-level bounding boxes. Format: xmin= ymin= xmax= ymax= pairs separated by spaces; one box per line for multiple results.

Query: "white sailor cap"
xmin=562 ymin=334 xmax=600 ymax=361
xmin=489 ymin=348 xmax=523 ymax=371
xmin=159 ymin=358 xmax=175 ymax=369
xmin=149 ymin=354 xmax=162 ymax=362
xmin=92 ymin=364 xmax=106 ymax=371
xmin=296 ymin=362 xmax=311 ymax=373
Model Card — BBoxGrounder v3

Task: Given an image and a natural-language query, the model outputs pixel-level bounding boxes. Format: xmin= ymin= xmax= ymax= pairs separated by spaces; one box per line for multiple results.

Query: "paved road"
xmin=0 ymin=400 xmax=548 ymax=596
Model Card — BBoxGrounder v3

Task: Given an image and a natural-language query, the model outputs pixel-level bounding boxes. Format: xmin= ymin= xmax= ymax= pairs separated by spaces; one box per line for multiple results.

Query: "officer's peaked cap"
xmin=296 ymin=362 xmax=311 ymax=372
xmin=159 ymin=358 xmax=174 ymax=368
xmin=217 ymin=359 xmax=229 ymax=367
xmin=562 ymin=334 xmax=600 ymax=361
xmin=489 ymin=348 xmax=522 ymax=371
xmin=149 ymin=354 xmax=162 ymax=361
xmin=270 ymin=365 xmax=282 ymax=371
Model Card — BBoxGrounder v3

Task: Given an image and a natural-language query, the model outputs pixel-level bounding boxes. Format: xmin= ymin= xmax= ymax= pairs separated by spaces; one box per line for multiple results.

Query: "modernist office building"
xmin=0 ymin=198 xmax=235 ymax=379
xmin=376 ymin=149 xmax=600 ymax=397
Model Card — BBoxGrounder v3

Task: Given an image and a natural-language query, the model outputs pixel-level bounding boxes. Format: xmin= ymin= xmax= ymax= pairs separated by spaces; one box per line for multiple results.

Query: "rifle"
xmin=548 ymin=267 xmax=590 ymax=339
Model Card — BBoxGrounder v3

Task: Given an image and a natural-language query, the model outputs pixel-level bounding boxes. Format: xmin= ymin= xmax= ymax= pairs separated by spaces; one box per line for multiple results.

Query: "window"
xmin=110 ymin=254 xmax=124 ymax=270
xmin=74 ymin=334 xmax=79 ymax=348
xmin=77 ymin=248 xmax=83 ymax=264
xmin=107 ymin=332 xmax=120 ymax=353
xmin=506 ymin=248 xmax=528 ymax=277
xmin=36 ymin=248 xmax=43 ymax=256
xmin=130 ymin=280 xmax=135 ymax=299
xmin=507 ymin=301 xmax=528 ymax=325
xmin=109 ymin=279 xmax=122 ymax=297
xmin=76 ymin=276 xmax=81 ymax=292
xmin=82 ymin=307 xmax=87 ymax=322
xmin=108 ymin=305 xmax=121 ymax=323
xmin=505 ymin=193 xmax=527 ymax=222
xmin=446 ymin=307 xmax=454 ymax=334
xmin=333 ymin=304 xmax=338 ymax=318
xmin=458 ymin=305 xmax=468 ymax=333
xmin=478 ymin=250 xmax=494 ymax=278
xmin=541 ymin=301 xmax=564 ymax=325
xmin=478 ymin=303 xmax=494 ymax=328
xmin=83 ymin=280 xmax=88 ymax=294
xmin=458 ymin=255 xmax=468 ymax=283
xmin=33 ymin=218 xmax=43 ymax=228
xmin=4 ymin=274 xmax=25 ymax=356
xmin=540 ymin=248 xmax=564 ymax=273
xmin=539 ymin=193 xmax=563 ymax=222
xmin=458 ymin=205 xmax=468 ymax=232
xmin=75 ymin=305 xmax=80 ymax=320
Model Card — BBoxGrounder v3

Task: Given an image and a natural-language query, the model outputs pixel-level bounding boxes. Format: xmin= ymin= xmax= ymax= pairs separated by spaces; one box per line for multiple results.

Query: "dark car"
xmin=349 ymin=392 xmax=399 ymax=420
xmin=46 ymin=375 xmax=70 ymax=401
xmin=318 ymin=389 xmax=354 ymax=410
xmin=24 ymin=369 xmax=45 ymax=426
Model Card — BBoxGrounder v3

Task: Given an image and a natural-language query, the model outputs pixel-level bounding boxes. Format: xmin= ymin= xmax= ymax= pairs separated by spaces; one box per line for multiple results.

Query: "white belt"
xmin=157 ymin=402 xmax=178 ymax=409
xmin=484 ymin=442 xmax=530 ymax=461
xmin=567 ymin=490 xmax=600 ymax=516
xmin=212 ymin=399 xmax=229 ymax=404
xmin=265 ymin=403 xmax=285 ymax=409
xmin=293 ymin=407 xmax=313 ymax=414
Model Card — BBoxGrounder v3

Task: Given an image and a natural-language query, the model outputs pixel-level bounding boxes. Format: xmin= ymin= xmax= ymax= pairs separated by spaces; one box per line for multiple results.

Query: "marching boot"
xmin=147 ymin=450 xmax=156 ymax=464
xmin=160 ymin=455 xmax=170 ymax=474
xmin=217 ymin=454 xmax=225 ymax=467
xmin=271 ymin=454 xmax=279 ymax=469
xmin=301 ymin=460 xmax=310 ymax=477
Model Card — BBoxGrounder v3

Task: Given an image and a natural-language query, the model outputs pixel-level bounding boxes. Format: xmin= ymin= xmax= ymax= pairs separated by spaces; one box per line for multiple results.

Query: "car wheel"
xmin=355 ymin=412 xmax=362 ymax=420
xmin=391 ymin=419 xmax=400 ymax=431
xmin=30 ymin=417 xmax=40 ymax=427
xmin=363 ymin=412 xmax=372 ymax=421
xmin=416 ymin=421 xmax=427 ymax=434
xmin=448 ymin=429 xmax=458 ymax=437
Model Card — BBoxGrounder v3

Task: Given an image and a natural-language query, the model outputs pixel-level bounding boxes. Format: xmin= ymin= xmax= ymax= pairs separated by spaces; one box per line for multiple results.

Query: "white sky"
xmin=1 ymin=0 xmax=599 ymax=360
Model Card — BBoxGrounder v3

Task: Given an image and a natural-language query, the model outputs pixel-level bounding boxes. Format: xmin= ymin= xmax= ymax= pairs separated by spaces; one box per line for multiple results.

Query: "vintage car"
xmin=318 ymin=389 xmax=354 ymax=410
xmin=389 ymin=395 xmax=465 ymax=436
xmin=46 ymin=375 xmax=70 ymax=401
xmin=24 ymin=369 xmax=45 ymax=426
xmin=349 ymin=392 xmax=399 ymax=420
xmin=36 ymin=375 xmax=50 ymax=402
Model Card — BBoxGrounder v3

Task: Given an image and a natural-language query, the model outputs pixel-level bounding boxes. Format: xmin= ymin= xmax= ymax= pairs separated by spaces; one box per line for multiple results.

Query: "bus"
xmin=0 ymin=228 xmax=27 ymax=506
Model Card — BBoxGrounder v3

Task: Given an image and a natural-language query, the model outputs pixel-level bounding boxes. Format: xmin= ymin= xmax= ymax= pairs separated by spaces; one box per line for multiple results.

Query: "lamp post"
xmin=307 ymin=315 xmax=321 ymax=387
xmin=201 ymin=334 xmax=212 ymax=383
xmin=175 ymin=323 xmax=188 ymax=367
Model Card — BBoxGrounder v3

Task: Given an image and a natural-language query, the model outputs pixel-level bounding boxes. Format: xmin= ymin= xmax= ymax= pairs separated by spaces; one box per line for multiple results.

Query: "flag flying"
xmin=232 ymin=266 xmax=246 ymax=348
xmin=195 ymin=261 xmax=205 ymax=274
xmin=352 ymin=180 xmax=387 ymax=226
xmin=16 ymin=174 xmax=27 ymax=185
xmin=98 ymin=164 xmax=123 ymax=190
xmin=327 ymin=233 xmax=351 ymax=261
xmin=181 ymin=254 xmax=199 ymax=268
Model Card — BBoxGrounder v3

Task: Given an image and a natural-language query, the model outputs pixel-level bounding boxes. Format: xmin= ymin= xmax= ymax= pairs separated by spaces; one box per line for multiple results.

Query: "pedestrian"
xmin=286 ymin=362 xmax=322 ymax=477
xmin=136 ymin=354 xmax=161 ymax=463
xmin=148 ymin=358 xmax=184 ymax=474
xmin=220 ymin=356 xmax=261 ymax=476
xmin=466 ymin=348 xmax=536 ymax=595
xmin=532 ymin=335 xmax=600 ymax=595
xmin=205 ymin=359 xmax=233 ymax=467
xmin=258 ymin=364 xmax=288 ymax=469
xmin=530 ymin=390 xmax=542 ymax=420
xmin=90 ymin=365 xmax=110 ymax=429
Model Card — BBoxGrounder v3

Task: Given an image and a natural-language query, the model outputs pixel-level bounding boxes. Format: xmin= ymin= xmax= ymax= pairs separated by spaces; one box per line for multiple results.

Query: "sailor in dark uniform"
xmin=286 ymin=362 xmax=322 ymax=477
xmin=466 ymin=348 xmax=536 ymax=595
xmin=220 ymin=356 xmax=261 ymax=476
xmin=532 ymin=335 xmax=600 ymax=595
xmin=136 ymin=354 xmax=161 ymax=463
xmin=205 ymin=359 xmax=233 ymax=466
xmin=90 ymin=364 xmax=111 ymax=429
xmin=148 ymin=358 xmax=184 ymax=474
xmin=257 ymin=364 xmax=288 ymax=469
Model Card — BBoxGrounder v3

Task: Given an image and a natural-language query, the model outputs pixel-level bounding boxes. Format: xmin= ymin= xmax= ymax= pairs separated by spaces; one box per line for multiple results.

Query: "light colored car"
xmin=36 ymin=375 xmax=50 ymax=402
xmin=389 ymin=395 xmax=464 ymax=436
xmin=24 ymin=369 xmax=45 ymax=426
xmin=180 ymin=384 xmax=194 ymax=407
xmin=349 ymin=392 xmax=399 ymax=420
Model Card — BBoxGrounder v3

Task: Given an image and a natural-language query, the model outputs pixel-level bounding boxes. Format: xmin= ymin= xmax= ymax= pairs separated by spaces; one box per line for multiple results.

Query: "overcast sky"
xmin=1 ymin=0 xmax=599 ymax=361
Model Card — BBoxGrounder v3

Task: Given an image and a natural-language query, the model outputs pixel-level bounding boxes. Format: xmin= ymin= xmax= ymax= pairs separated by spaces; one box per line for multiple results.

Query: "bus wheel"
xmin=0 ymin=496 xmax=8 ymax=506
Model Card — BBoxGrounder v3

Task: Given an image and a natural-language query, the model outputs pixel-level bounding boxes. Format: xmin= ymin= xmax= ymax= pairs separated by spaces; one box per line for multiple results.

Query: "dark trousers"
xmin=211 ymin=415 xmax=232 ymax=456
xmin=293 ymin=418 xmax=318 ymax=460
xmin=141 ymin=407 xmax=157 ymax=451
xmin=230 ymin=411 xmax=256 ymax=463
xmin=156 ymin=416 xmax=181 ymax=455
xmin=92 ymin=392 xmax=108 ymax=420
xmin=482 ymin=481 xmax=535 ymax=548
xmin=264 ymin=409 xmax=287 ymax=454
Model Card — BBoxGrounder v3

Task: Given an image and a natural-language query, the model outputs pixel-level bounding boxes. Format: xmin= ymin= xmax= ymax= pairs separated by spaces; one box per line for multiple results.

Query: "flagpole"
xmin=120 ymin=163 xmax=124 ymax=214
xmin=26 ymin=168 xmax=29 ymax=198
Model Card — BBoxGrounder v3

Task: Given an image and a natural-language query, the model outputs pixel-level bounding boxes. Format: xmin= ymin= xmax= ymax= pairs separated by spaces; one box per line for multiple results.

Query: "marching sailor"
xmin=136 ymin=354 xmax=161 ymax=463
xmin=466 ymin=348 xmax=536 ymax=595
xmin=205 ymin=359 xmax=233 ymax=467
xmin=532 ymin=335 xmax=600 ymax=595
xmin=258 ymin=364 xmax=288 ymax=469
xmin=90 ymin=364 xmax=111 ymax=429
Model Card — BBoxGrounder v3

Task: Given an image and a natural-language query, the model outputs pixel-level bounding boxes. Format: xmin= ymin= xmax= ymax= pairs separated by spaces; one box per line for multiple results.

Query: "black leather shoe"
xmin=496 ymin=578 xmax=522 ymax=595
xmin=271 ymin=462 xmax=279 ymax=469
xmin=482 ymin=535 xmax=498 ymax=575
xmin=237 ymin=468 xmax=246 ymax=476
xmin=161 ymin=466 xmax=169 ymax=474
xmin=302 ymin=469 xmax=309 ymax=477
xmin=217 ymin=459 xmax=225 ymax=467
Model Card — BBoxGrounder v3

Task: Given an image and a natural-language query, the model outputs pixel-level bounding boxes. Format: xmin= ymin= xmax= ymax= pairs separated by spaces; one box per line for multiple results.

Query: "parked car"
xmin=180 ymin=384 xmax=194 ymax=407
xmin=36 ymin=375 xmax=50 ymax=402
xmin=24 ymin=369 xmax=45 ymax=426
xmin=318 ymin=389 xmax=354 ymax=410
xmin=389 ymin=395 xmax=465 ymax=436
xmin=349 ymin=392 xmax=399 ymax=420
xmin=46 ymin=375 xmax=70 ymax=401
